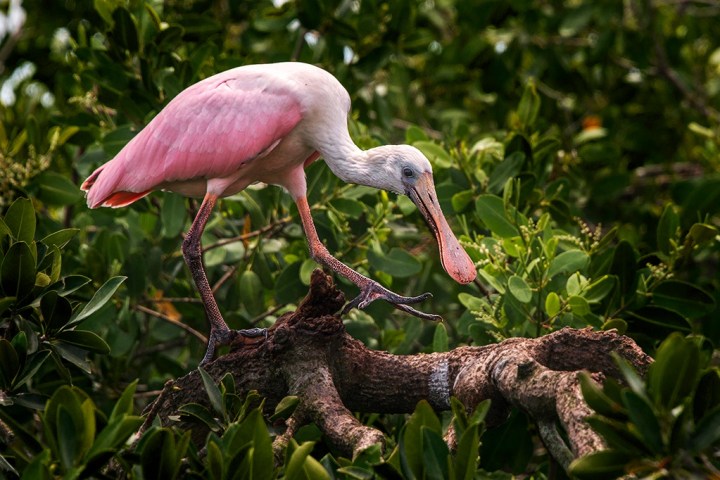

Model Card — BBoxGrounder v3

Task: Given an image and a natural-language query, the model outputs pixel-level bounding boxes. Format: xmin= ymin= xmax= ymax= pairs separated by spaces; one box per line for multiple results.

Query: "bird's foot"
xmin=199 ymin=327 xmax=268 ymax=366
xmin=343 ymin=280 xmax=442 ymax=321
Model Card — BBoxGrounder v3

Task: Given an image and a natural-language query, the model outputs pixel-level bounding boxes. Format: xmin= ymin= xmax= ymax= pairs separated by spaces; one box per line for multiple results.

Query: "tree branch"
xmin=144 ymin=270 xmax=652 ymax=470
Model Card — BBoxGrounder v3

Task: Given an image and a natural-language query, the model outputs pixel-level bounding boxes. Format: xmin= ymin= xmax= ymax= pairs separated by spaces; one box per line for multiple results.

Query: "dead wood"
xmin=144 ymin=270 xmax=653 ymax=471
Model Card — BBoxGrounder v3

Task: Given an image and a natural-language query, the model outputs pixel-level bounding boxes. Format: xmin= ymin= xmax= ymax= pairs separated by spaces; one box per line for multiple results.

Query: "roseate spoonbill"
xmin=82 ymin=62 xmax=476 ymax=364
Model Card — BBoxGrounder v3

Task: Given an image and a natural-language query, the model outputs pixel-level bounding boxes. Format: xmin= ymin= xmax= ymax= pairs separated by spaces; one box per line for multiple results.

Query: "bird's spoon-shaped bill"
xmin=408 ymin=172 xmax=477 ymax=285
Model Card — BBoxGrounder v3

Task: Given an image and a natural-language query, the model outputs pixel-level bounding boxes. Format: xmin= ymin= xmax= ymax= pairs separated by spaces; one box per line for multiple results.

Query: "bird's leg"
xmin=182 ymin=193 xmax=267 ymax=364
xmin=294 ymin=196 xmax=441 ymax=321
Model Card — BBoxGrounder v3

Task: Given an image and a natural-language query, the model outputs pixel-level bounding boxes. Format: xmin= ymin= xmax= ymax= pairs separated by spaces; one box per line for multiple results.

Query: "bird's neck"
xmin=322 ymin=142 xmax=400 ymax=193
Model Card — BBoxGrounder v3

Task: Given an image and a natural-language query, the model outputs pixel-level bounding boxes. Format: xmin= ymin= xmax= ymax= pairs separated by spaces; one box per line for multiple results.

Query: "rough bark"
xmin=144 ymin=270 xmax=653 ymax=471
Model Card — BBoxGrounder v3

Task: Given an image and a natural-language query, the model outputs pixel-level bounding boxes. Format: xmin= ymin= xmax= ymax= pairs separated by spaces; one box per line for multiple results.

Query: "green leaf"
xmin=613 ymin=355 xmax=646 ymax=398
xmin=688 ymin=405 xmax=720 ymax=452
xmin=270 ymin=395 xmax=300 ymax=422
xmin=4 ymin=197 xmax=36 ymax=243
xmin=87 ymin=416 xmax=143 ymax=465
xmin=585 ymin=416 xmax=647 ymax=455
xmin=547 ymin=250 xmax=589 ymax=279
xmin=488 ymin=152 xmax=524 ymax=194
xmin=451 ymin=190 xmax=474 ymax=212
xmin=199 ymin=367 xmax=224 ymax=416
xmin=238 ymin=270 xmax=264 ymax=316
xmin=205 ymin=439 xmax=223 ymax=480
xmin=329 ymin=198 xmax=365 ymax=217
xmin=40 ymin=229 xmax=79 ymax=249
xmin=402 ymin=400 xmax=442 ymax=479
xmin=432 ymin=323 xmax=449 ymax=352
xmin=20 ymin=449 xmax=50 ymax=479
xmin=55 ymin=275 xmax=92 ymax=298
xmin=234 ymin=408 xmax=274 ymax=480
xmin=284 ymin=440 xmax=328 ymax=480
xmin=421 ymin=427 xmax=450 ymax=480
xmin=1 ymin=241 xmax=36 ymax=299
xmin=160 ymin=193 xmax=186 ymax=238
xmin=55 ymin=330 xmax=111 ymax=354
xmin=544 ymin=292 xmax=561 ymax=317
xmin=579 ymin=372 xmax=624 ymax=419
xmin=569 ymin=450 xmax=632 ymax=480
xmin=14 ymin=350 xmax=50 ymax=390
xmin=453 ymin=421 xmax=480 ymax=480
xmin=687 ymin=222 xmax=717 ymax=246
xmin=475 ymin=194 xmax=519 ymax=238
xmin=651 ymin=280 xmax=715 ymax=319
xmin=52 ymin=343 xmax=92 ymax=374
xmin=110 ymin=379 xmax=137 ymax=421
xmin=72 ymin=276 xmax=126 ymax=323
xmin=0 ymin=296 xmax=16 ymax=317
xmin=335 ymin=466 xmax=374 ymax=479
xmin=413 ymin=141 xmax=453 ymax=169
xmin=694 ymin=369 xmax=720 ymax=421
xmin=57 ymin=406 xmax=80 ymax=470
xmin=139 ymin=428 xmax=187 ymax=480
xmin=35 ymin=172 xmax=82 ymax=206
xmin=516 ymin=79 xmax=540 ymax=129
xmin=583 ymin=275 xmax=616 ymax=303
xmin=657 ymin=204 xmax=679 ymax=255
xmin=647 ymin=333 xmax=700 ymax=410
xmin=367 ymin=247 xmax=422 ymax=278
xmin=508 ymin=275 xmax=532 ymax=303
xmin=568 ymin=295 xmax=590 ymax=316
xmin=609 ymin=241 xmax=638 ymax=301
xmin=274 ymin=261 xmax=305 ymax=304
xmin=177 ymin=403 xmax=221 ymax=431
xmin=41 ymin=291 xmax=73 ymax=332
xmin=112 ymin=7 xmax=139 ymax=52
xmin=0 ymin=219 xmax=10 ymax=244
xmin=405 ymin=125 xmax=429 ymax=143
xmin=0 ymin=339 xmax=20 ymax=389
xmin=622 ymin=390 xmax=664 ymax=453
xmin=628 ymin=306 xmax=691 ymax=333
xmin=458 ymin=292 xmax=485 ymax=311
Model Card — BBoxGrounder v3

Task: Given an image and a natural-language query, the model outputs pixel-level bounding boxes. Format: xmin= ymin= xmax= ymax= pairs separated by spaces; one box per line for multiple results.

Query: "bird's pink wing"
xmin=84 ymin=75 xmax=303 ymax=208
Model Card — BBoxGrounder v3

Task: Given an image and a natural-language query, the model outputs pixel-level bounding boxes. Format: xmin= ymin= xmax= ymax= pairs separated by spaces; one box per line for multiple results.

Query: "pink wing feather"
xmin=83 ymin=71 xmax=303 ymax=208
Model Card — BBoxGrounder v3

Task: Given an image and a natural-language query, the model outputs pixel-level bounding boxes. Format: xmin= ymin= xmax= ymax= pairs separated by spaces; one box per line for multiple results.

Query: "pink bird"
xmin=82 ymin=62 xmax=476 ymax=364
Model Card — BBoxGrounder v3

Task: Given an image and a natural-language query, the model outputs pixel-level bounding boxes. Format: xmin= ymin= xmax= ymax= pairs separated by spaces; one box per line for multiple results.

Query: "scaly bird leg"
xmin=182 ymin=193 xmax=267 ymax=365
xmin=295 ymin=196 xmax=441 ymax=321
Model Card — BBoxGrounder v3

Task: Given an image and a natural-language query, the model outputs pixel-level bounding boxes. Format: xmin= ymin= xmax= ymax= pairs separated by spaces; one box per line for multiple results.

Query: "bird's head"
xmin=365 ymin=145 xmax=477 ymax=285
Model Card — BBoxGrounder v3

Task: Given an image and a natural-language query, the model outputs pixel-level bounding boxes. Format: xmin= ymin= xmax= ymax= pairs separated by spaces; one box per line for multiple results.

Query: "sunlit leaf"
xmin=4 ymin=197 xmax=36 ymax=244
xmin=475 ymin=195 xmax=519 ymax=238
xmin=72 ymin=276 xmax=126 ymax=323
xmin=1 ymin=241 xmax=36 ymax=299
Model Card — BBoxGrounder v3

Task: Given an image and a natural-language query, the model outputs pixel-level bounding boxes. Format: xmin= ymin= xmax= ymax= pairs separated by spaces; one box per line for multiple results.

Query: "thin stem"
xmin=135 ymin=304 xmax=208 ymax=343
xmin=203 ymin=216 xmax=291 ymax=251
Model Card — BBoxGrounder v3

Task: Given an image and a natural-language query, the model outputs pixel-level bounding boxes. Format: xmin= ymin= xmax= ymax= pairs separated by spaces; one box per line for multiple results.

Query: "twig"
xmin=212 ymin=263 xmax=239 ymax=294
xmin=203 ymin=216 xmax=291 ymax=251
xmin=155 ymin=297 xmax=202 ymax=304
xmin=248 ymin=303 xmax=287 ymax=326
xmin=134 ymin=304 xmax=208 ymax=343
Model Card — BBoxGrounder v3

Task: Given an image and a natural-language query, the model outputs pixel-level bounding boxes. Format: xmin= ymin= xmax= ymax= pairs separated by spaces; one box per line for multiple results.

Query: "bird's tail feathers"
xmin=81 ymin=166 xmax=104 ymax=192
xmin=82 ymin=163 xmax=151 ymax=208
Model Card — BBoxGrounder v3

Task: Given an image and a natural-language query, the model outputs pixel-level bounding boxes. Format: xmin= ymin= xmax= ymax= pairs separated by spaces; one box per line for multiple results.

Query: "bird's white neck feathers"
xmin=320 ymin=142 xmax=418 ymax=195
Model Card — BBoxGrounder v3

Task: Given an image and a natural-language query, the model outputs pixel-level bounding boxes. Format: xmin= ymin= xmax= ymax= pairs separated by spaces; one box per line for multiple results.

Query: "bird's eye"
xmin=403 ymin=167 xmax=414 ymax=178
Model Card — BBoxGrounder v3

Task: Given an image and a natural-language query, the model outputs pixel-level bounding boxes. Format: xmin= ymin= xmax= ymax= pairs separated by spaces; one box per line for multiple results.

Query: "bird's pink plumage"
xmin=83 ymin=70 xmax=303 ymax=207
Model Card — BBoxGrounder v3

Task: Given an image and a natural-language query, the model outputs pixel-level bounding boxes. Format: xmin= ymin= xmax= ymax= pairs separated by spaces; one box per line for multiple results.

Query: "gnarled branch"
xmin=144 ymin=270 xmax=652 ymax=471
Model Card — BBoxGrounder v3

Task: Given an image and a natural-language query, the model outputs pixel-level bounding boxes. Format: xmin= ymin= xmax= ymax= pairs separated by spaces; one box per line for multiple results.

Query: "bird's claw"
xmin=237 ymin=327 xmax=268 ymax=339
xmin=200 ymin=327 xmax=268 ymax=365
xmin=342 ymin=281 xmax=441 ymax=322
